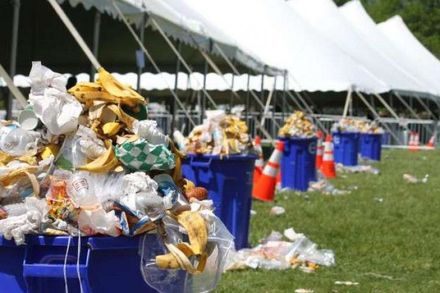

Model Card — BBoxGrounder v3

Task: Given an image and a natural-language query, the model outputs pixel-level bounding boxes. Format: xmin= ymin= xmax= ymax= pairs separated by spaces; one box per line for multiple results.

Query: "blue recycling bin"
xmin=0 ymin=235 xmax=184 ymax=293
xmin=182 ymin=154 xmax=256 ymax=250
xmin=0 ymin=237 xmax=26 ymax=292
xmin=279 ymin=137 xmax=317 ymax=192
xmin=360 ymin=133 xmax=382 ymax=161
xmin=332 ymin=132 xmax=359 ymax=166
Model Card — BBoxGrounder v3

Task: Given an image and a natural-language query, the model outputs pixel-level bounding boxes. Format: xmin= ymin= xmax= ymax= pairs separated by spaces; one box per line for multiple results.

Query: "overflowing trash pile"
xmin=181 ymin=110 xmax=253 ymax=155
xmin=278 ymin=111 xmax=316 ymax=138
xmin=0 ymin=62 xmax=233 ymax=292
xmin=332 ymin=118 xmax=383 ymax=134
xmin=226 ymin=228 xmax=335 ymax=272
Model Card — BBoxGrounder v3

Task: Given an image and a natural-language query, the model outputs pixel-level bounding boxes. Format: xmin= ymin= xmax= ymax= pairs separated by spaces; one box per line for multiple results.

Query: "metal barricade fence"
xmin=148 ymin=111 xmax=438 ymax=148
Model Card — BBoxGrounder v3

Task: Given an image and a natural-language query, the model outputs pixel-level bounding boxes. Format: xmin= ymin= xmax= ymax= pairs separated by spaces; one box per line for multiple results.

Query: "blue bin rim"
xmin=184 ymin=153 xmax=257 ymax=161
xmin=359 ymin=133 xmax=383 ymax=136
xmin=332 ymin=131 xmax=359 ymax=134
xmin=277 ymin=136 xmax=317 ymax=141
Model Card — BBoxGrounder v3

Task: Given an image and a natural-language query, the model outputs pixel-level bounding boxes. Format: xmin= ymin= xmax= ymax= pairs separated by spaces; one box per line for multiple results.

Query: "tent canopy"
xmin=377 ymin=15 xmax=440 ymax=99
xmin=59 ymin=0 xmax=282 ymax=75
xmin=185 ymin=0 xmax=390 ymax=94
xmin=339 ymin=0 xmax=440 ymax=98
xmin=288 ymin=0 xmax=432 ymax=96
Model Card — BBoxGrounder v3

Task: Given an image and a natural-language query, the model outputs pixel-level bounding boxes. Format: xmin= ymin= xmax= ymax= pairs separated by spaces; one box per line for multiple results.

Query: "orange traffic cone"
xmin=427 ymin=135 xmax=435 ymax=149
xmin=253 ymin=136 xmax=264 ymax=185
xmin=409 ymin=131 xmax=420 ymax=152
xmin=253 ymin=140 xmax=284 ymax=202
xmin=316 ymin=131 xmax=324 ymax=168
xmin=320 ymin=135 xmax=336 ymax=179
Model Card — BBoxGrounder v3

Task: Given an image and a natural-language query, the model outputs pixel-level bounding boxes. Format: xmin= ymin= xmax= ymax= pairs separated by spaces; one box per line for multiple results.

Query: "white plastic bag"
xmin=28 ymin=62 xmax=82 ymax=135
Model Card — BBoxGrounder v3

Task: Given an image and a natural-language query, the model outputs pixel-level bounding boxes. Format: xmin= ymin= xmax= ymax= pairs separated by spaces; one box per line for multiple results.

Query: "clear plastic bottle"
xmin=0 ymin=127 xmax=39 ymax=156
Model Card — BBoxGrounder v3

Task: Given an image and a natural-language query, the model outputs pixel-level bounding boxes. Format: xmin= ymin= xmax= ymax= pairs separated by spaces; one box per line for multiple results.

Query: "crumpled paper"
xmin=133 ymin=120 xmax=169 ymax=146
xmin=0 ymin=197 xmax=48 ymax=245
xmin=28 ymin=62 xmax=82 ymax=135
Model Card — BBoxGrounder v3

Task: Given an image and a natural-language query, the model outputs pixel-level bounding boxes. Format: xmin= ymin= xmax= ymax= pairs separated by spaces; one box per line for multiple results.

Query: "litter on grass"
xmin=270 ymin=206 xmax=286 ymax=216
xmin=336 ymin=164 xmax=380 ymax=175
xmin=225 ymin=228 xmax=335 ymax=272
xmin=403 ymin=173 xmax=429 ymax=184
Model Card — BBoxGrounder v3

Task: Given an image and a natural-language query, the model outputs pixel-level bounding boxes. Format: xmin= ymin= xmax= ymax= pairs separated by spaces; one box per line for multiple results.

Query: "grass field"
xmin=217 ymin=150 xmax=440 ymax=293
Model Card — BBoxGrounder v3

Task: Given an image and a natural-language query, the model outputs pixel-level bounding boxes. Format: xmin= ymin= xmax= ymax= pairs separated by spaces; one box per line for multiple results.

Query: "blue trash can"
xmin=332 ymin=132 xmax=359 ymax=166
xmin=182 ymin=154 xmax=256 ymax=250
xmin=279 ymin=137 xmax=317 ymax=192
xmin=0 ymin=235 xmax=184 ymax=293
xmin=0 ymin=236 xmax=26 ymax=292
xmin=360 ymin=133 xmax=382 ymax=161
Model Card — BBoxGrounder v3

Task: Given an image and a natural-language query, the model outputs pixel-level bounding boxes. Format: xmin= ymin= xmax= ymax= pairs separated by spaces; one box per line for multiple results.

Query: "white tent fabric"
xmin=288 ymin=0 xmax=429 ymax=95
xmin=377 ymin=16 xmax=440 ymax=98
xmin=58 ymin=0 xmax=278 ymax=74
xmin=339 ymin=1 xmax=440 ymax=97
xmin=1 ymin=73 xmax=285 ymax=92
xmin=184 ymin=0 xmax=389 ymax=93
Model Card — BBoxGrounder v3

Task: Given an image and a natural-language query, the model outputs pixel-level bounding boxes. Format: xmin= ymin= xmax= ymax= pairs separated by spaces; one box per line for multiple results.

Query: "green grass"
xmin=217 ymin=150 xmax=440 ymax=293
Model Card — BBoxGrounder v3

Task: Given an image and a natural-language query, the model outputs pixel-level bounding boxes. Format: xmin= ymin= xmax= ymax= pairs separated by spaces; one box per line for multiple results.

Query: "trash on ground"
xmin=334 ymin=281 xmax=359 ymax=286
xmin=403 ymin=173 xmax=429 ymax=184
xmin=250 ymin=209 xmax=257 ymax=216
xmin=225 ymin=229 xmax=335 ymax=272
xmin=308 ymin=180 xmax=350 ymax=196
xmin=270 ymin=206 xmax=286 ymax=216
xmin=295 ymin=289 xmax=314 ymax=293
xmin=336 ymin=164 xmax=380 ymax=175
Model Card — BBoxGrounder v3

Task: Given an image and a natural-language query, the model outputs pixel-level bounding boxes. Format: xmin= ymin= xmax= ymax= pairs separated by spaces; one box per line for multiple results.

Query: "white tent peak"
xmin=339 ymin=0 xmax=440 ymax=97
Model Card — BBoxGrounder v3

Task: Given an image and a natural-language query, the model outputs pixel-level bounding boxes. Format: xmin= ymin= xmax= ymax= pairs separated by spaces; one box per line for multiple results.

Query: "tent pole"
xmin=246 ymin=72 xmax=251 ymax=135
xmin=394 ymin=92 xmax=432 ymax=137
xmin=0 ymin=64 xmax=27 ymax=108
xmin=89 ymin=9 xmax=101 ymax=82
xmin=171 ymin=41 xmax=181 ymax=131
xmin=111 ymin=1 xmax=196 ymax=127
xmin=149 ymin=18 xmax=217 ymax=109
xmin=7 ymin=0 xmax=21 ymax=119
xmin=356 ymin=91 xmax=402 ymax=145
xmin=374 ymin=93 xmax=401 ymax=122
xmin=136 ymin=13 xmax=147 ymax=91
xmin=211 ymin=43 xmax=280 ymax=128
xmin=342 ymin=87 xmax=352 ymax=118
xmin=199 ymin=50 xmax=241 ymax=104
xmin=272 ymin=78 xmax=277 ymax=138
xmin=229 ymin=73 xmax=235 ymax=111
xmin=47 ymin=0 xmax=100 ymax=69
xmin=393 ymin=92 xmax=422 ymax=120
xmin=282 ymin=71 xmax=287 ymax=121
xmin=414 ymin=95 xmax=436 ymax=119
xmin=201 ymin=59 xmax=208 ymax=123
xmin=286 ymin=91 xmax=305 ymax=111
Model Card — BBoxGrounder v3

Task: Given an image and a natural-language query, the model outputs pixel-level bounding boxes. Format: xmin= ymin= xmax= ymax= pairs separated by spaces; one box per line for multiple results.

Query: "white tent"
xmin=377 ymin=15 xmax=440 ymax=98
xmin=58 ymin=0 xmax=279 ymax=74
xmin=288 ymin=0 xmax=430 ymax=97
xmin=339 ymin=0 xmax=440 ymax=97
xmin=184 ymin=0 xmax=389 ymax=93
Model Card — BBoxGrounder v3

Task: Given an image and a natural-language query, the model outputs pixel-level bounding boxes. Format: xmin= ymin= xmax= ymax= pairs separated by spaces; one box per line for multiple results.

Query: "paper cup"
xmin=18 ymin=109 xmax=39 ymax=130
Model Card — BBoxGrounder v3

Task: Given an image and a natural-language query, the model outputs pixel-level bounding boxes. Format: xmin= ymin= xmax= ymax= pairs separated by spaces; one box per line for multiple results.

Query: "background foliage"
xmin=334 ymin=0 xmax=440 ymax=58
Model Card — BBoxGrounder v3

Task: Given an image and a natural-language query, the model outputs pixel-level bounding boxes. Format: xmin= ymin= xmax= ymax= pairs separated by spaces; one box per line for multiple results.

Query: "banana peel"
xmin=155 ymin=211 xmax=209 ymax=273
xmin=68 ymin=67 xmax=146 ymax=108
xmin=77 ymin=139 xmax=119 ymax=173
xmin=102 ymin=122 xmax=122 ymax=136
